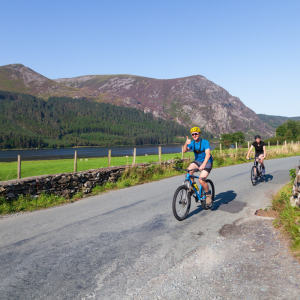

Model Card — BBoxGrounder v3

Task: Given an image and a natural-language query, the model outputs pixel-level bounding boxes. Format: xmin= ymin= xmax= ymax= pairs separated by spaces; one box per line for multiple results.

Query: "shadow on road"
xmin=186 ymin=200 xmax=205 ymax=219
xmin=211 ymin=190 xmax=237 ymax=211
xmin=186 ymin=190 xmax=238 ymax=218
xmin=264 ymin=174 xmax=273 ymax=182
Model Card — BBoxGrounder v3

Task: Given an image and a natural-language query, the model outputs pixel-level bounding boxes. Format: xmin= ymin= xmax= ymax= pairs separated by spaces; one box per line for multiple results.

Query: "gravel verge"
xmin=132 ymin=217 xmax=300 ymax=300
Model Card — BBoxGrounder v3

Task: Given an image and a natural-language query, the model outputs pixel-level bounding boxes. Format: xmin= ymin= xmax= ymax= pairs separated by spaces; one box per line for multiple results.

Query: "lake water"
xmin=0 ymin=145 xmax=181 ymax=162
xmin=0 ymin=143 xmax=219 ymax=162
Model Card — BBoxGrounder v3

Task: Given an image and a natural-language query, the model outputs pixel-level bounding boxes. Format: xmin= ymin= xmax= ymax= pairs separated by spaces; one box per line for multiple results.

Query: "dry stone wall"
xmin=0 ymin=159 xmax=186 ymax=200
xmin=0 ymin=166 xmax=127 ymax=200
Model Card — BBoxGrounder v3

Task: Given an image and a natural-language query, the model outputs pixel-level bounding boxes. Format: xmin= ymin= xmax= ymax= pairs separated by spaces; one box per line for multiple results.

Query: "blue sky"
xmin=1 ymin=0 xmax=299 ymax=117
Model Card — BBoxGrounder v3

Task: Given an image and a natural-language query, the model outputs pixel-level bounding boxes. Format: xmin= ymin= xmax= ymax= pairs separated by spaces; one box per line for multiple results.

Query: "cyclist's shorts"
xmin=255 ymin=152 xmax=265 ymax=158
xmin=191 ymin=160 xmax=212 ymax=173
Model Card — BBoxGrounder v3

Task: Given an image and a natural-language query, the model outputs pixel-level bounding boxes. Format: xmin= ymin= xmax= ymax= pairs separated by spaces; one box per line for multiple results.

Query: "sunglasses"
xmin=191 ymin=133 xmax=199 ymax=136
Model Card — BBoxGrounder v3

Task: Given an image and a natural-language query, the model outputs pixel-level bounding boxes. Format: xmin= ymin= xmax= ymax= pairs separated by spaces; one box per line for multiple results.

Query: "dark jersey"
xmin=252 ymin=141 xmax=266 ymax=154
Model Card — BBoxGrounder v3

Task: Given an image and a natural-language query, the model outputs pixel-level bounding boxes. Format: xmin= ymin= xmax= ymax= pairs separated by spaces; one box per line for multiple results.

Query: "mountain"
xmin=0 ymin=64 xmax=274 ymax=138
xmin=257 ymin=114 xmax=300 ymax=131
xmin=54 ymin=74 xmax=274 ymax=138
xmin=0 ymin=64 xmax=92 ymax=100
xmin=0 ymin=90 xmax=192 ymax=149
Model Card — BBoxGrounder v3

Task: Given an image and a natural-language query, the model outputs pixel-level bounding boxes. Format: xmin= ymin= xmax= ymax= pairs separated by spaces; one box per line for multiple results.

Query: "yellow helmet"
xmin=190 ymin=127 xmax=201 ymax=134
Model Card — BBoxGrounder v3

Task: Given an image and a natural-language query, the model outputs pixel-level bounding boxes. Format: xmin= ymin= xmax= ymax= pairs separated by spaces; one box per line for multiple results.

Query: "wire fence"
xmin=0 ymin=141 xmax=299 ymax=182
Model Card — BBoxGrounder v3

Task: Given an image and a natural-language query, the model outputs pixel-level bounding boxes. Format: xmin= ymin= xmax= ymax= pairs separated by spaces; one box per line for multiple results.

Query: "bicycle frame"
xmin=183 ymin=172 xmax=206 ymax=201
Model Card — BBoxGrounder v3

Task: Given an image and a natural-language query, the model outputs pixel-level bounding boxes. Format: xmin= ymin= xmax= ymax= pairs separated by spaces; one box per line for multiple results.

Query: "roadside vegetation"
xmin=272 ymin=169 xmax=300 ymax=256
xmin=1 ymin=145 xmax=300 ymax=215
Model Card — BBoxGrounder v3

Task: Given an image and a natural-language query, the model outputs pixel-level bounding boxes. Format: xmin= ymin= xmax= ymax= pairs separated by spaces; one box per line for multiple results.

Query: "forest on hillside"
xmin=0 ymin=90 xmax=213 ymax=149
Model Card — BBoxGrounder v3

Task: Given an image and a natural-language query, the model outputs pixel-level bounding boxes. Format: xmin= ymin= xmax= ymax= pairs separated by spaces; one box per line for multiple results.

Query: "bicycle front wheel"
xmin=172 ymin=185 xmax=191 ymax=221
xmin=251 ymin=166 xmax=257 ymax=186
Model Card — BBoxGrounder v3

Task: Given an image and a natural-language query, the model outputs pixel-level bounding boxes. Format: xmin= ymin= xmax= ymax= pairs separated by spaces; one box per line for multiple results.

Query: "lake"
xmin=0 ymin=143 xmax=219 ymax=162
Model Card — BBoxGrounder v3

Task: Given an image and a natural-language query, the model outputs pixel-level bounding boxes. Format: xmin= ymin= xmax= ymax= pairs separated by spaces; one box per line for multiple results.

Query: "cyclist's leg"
xmin=258 ymin=154 xmax=265 ymax=173
xmin=188 ymin=162 xmax=199 ymax=184
xmin=199 ymin=170 xmax=209 ymax=192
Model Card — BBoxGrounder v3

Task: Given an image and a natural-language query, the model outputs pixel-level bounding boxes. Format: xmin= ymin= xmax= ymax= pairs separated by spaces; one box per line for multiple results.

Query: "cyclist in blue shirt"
xmin=183 ymin=127 xmax=213 ymax=205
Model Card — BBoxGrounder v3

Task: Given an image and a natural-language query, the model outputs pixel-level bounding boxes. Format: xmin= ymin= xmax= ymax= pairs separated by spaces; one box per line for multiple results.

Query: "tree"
xmin=286 ymin=119 xmax=300 ymax=138
xmin=223 ymin=140 xmax=231 ymax=149
xmin=285 ymin=130 xmax=293 ymax=140
xmin=276 ymin=124 xmax=286 ymax=137
xmin=221 ymin=131 xmax=245 ymax=145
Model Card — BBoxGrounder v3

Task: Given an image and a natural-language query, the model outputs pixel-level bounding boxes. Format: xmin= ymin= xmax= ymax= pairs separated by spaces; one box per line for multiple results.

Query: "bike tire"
xmin=172 ymin=185 xmax=191 ymax=221
xmin=251 ymin=166 xmax=257 ymax=186
xmin=200 ymin=179 xmax=215 ymax=210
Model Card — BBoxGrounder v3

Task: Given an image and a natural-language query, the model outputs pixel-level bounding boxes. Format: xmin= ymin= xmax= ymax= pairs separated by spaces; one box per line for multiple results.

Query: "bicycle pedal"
xmin=192 ymin=195 xmax=198 ymax=202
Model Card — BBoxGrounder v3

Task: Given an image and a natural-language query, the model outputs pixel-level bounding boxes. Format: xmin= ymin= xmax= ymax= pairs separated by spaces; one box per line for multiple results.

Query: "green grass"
xmin=0 ymin=152 xmax=194 ymax=181
xmin=0 ymin=192 xmax=75 ymax=215
xmin=272 ymin=182 xmax=300 ymax=254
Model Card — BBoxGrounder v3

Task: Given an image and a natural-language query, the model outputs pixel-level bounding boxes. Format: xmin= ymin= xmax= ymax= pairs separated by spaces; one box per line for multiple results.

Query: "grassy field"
xmin=1 ymin=144 xmax=300 ymax=182
xmin=0 ymin=152 xmax=194 ymax=181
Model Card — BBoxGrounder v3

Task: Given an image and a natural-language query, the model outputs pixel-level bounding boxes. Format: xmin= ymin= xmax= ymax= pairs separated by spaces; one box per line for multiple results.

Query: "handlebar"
xmin=173 ymin=167 xmax=200 ymax=172
xmin=248 ymin=157 xmax=261 ymax=160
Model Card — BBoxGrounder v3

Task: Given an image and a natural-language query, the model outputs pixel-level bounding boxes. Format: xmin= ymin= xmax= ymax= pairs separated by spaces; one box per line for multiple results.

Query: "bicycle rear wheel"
xmin=172 ymin=185 xmax=191 ymax=221
xmin=200 ymin=179 xmax=215 ymax=210
xmin=251 ymin=166 xmax=257 ymax=186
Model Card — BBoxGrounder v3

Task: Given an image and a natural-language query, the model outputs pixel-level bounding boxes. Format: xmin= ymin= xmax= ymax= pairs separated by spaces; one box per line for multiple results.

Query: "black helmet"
xmin=254 ymin=135 xmax=261 ymax=140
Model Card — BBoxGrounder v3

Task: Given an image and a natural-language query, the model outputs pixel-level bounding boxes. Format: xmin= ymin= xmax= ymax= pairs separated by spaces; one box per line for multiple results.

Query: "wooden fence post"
xmin=181 ymin=146 xmax=184 ymax=159
xmin=74 ymin=151 xmax=77 ymax=172
xmin=220 ymin=144 xmax=222 ymax=154
xmin=133 ymin=148 xmax=136 ymax=165
xmin=108 ymin=150 xmax=111 ymax=167
xmin=17 ymin=155 xmax=21 ymax=179
xmin=235 ymin=142 xmax=237 ymax=153
xmin=285 ymin=140 xmax=287 ymax=148
xmin=248 ymin=141 xmax=250 ymax=150
xmin=159 ymin=146 xmax=162 ymax=164
xmin=268 ymin=141 xmax=270 ymax=150
xmin=277 ymin=140 xmax=279 ymax=151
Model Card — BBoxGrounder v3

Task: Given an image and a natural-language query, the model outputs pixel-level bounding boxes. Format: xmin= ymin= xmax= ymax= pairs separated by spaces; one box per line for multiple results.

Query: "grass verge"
xmin=272 ymin=182 xmax=300 ymax=256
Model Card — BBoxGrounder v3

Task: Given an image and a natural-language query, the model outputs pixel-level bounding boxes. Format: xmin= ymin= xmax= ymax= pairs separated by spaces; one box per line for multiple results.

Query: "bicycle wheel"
xmin=172 ymin=185 xmax=191 ymax=221
xmin=251 ymin=166 xmax=257 ymax=186
xmin=260 ymin=165 xmax=265 ymax=182
xmin=200 ymin=179 xmax=215 ymax=210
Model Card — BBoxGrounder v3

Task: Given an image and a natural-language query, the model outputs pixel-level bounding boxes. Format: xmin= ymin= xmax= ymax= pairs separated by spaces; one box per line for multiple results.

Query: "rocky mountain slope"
xmin=55 ymin=74 xmax=274 ymax=138
xmin=0 ymin=64 xmax=91 ymax=100
xmin=0 ymin=64 xmax=274 ymax=137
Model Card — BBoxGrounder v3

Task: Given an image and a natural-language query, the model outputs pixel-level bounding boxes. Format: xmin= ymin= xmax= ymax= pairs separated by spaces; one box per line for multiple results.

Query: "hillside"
xmin=257 ymin=114 xmax=300 ymax=131
xmin=54 ymin=74 xmax=274 ymax=138
xmin=0 ymin=63 xmax=274 ymax=138
xmin=0 ymin=90 xmax=195 ymax=149
xmin=0 ymin=64 xmax=92 ymax=100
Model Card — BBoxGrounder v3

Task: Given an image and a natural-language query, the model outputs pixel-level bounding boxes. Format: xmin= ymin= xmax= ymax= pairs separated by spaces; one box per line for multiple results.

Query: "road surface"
xmin=0 ymin=156 xmax=299 ymax=299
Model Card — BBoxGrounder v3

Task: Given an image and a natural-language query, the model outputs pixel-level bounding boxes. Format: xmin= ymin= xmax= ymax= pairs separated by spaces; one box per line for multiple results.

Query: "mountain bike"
xmin=172 ymin=167 xmax=215 ymax=221
xmin=249 ymin=157 xmax=265 ymax=185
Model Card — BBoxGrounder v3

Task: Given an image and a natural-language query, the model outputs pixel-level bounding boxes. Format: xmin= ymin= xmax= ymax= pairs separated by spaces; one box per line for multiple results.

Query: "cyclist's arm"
xmin=246 ymin=145 xmax=254 ymax=159
xmin=199 ymin=149 xmax=211 ymax=170
xmin=183 ymin=136 xmax=191 ymax=153
xmin=263 ymin=146 xmax=267 ymax=158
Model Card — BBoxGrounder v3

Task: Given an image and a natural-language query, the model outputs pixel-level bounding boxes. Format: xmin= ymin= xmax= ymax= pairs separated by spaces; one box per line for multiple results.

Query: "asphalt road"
xmin=0 ymin=156 xmax=299 ymax=299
